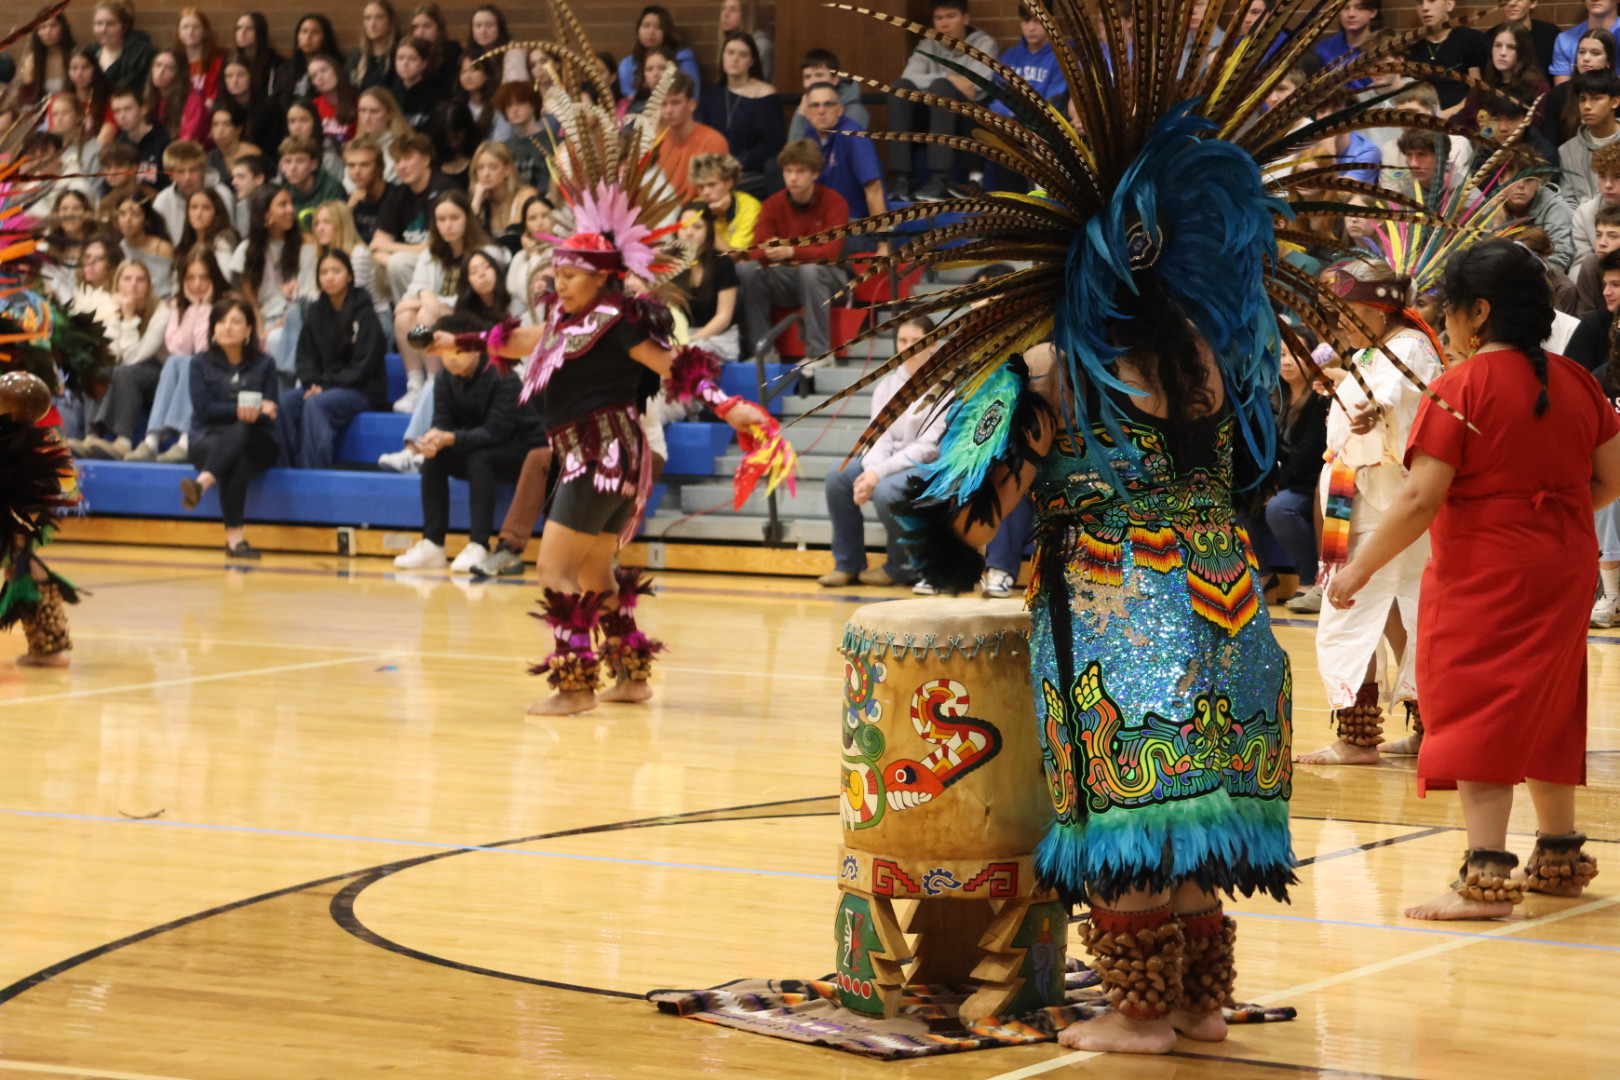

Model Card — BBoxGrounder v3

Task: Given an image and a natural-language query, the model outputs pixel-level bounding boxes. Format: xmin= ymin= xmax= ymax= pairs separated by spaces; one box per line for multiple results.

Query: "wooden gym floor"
xmin=1 ymin=541 xmax=1618 ymax=1080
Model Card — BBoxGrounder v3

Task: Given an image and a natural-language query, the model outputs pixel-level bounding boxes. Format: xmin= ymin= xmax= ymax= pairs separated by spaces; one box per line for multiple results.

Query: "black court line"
xmin=46 ymin=553 xmax=881 ymax=604
xmin=0 ymin=798 xmax=1590 ymax=1080
xmin=328 ymin=870 xmax=643 ymax=1000
xmin=1294 ymin=826 xmax=1453 ymax=866
xmin=0 ymin=795 xmax=834 ymax=1007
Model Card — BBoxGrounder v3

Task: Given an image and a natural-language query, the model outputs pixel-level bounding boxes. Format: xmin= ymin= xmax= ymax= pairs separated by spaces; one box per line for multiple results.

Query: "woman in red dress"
xmin=1328 ymin=240 xmax=1620 ymax=920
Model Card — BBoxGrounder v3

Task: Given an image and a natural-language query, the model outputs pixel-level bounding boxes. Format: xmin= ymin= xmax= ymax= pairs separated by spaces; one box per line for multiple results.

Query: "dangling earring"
xmin=1467 ymin=333 xmax=1482 ymax=354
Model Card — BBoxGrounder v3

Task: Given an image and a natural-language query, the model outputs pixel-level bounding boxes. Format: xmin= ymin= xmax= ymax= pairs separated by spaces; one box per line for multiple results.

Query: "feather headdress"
xmin=786 ymin=0 xmax=1490 ymax=470
xmin=484 ymin=0 xmax=693 ymax=282
xmin=1364 ymin=153 xmax=1537 ymax=300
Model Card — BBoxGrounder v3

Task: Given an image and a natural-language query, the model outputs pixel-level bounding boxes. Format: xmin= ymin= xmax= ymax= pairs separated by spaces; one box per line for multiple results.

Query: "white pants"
xmin=1316 ymin=492 xmax=1427 ymax=709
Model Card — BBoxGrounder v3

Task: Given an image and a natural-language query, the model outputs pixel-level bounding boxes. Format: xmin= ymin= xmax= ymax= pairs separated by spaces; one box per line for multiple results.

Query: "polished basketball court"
xmin=1 ymin=542 xmax=1617 ymax=1079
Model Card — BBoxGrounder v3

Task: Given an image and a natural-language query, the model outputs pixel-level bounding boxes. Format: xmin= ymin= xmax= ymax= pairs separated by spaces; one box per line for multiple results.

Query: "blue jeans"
xmin=824 ymin=461 xmax=918 ymax=581
xmin=277 ymin=386 xmax=370 ymax=469
xmin=52 ymin=393 xmax=86 ymax=439
xmin=147 ymin=353 xmax=195 ymax=435
xmin=1264 ymin=488 xmax=1318 ymax=586
xmin=984 ymin=497 xmax=1033 ymax=575
xmin=404 ymin=376 xmax=436 ymax=442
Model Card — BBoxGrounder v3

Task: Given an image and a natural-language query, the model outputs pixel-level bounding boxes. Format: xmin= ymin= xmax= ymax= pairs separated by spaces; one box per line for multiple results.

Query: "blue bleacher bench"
xmin=75 ymin=461 xmax=664 ymax=533
xmin=719 ymin=361 xmax=796 ymax=416
xmin=662 ymin=422 xmax=736 ymax=476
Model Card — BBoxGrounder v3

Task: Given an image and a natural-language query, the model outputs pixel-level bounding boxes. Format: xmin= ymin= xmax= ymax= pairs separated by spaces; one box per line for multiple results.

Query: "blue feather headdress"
xmin=1056 ymin=102 xmax=1288 ymax=488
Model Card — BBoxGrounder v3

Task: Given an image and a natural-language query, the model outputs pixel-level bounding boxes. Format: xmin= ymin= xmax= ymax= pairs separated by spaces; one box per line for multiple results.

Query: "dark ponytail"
xmin=1441 ymin=239 xmax=1555 ymax=417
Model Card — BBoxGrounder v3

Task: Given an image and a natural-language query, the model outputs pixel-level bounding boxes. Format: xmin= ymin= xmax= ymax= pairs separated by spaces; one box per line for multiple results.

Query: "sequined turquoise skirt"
xmin=1028 ymin=521 xmax=1296 ymax=903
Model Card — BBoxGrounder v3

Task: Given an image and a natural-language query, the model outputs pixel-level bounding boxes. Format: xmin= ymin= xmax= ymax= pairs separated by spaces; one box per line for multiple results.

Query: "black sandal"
xmin=225 ymin=541 xmax=261 ymax=560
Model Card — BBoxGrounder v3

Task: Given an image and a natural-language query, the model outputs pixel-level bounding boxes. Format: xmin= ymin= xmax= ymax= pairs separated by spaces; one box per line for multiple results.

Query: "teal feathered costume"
xmin=789 ymin=0 xmax=1476 ymax=1028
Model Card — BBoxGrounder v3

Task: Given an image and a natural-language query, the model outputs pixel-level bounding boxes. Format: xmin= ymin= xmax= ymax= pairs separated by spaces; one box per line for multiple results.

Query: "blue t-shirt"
xmin=990 ymin=40 xmax=1068 ymax=117
xmin=1339 ymin=131 xmax=1382 ymax=185
xmin=1314 ymin=31 xmax=1371 ymax=91
xmin=1550 ymin=19 xmax=1620 ymax=77
xmin=816 ymin=116 xmax=884 ymax=219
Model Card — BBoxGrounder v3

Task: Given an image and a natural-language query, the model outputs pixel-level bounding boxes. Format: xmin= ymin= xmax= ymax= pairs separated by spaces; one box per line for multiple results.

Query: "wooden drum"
xmin=832 ymin=599 xmax=1065 ymax=1022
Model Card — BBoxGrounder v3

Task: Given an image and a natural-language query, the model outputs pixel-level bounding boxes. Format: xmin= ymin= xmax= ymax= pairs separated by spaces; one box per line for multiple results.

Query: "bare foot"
xmin=1056 ymin=1012 xmax=1176 ymax=1054
xmin=1383 ymin=732 xmax=1423 ymax=756
xmin=1170 ymin=1008 xmax=1228 ymax=1042
xmin=1295 ymin=739 xmax=1380 ymax=765
xmin=599 ymin=679 xmax=653 ymax=703
xmin=1404 ymin=889 xmax=1514 ymax=921
xmin=17 ymin=652 xmax=70 ymax=668
xmin=526 ymin=690 xmax=597 ymax=716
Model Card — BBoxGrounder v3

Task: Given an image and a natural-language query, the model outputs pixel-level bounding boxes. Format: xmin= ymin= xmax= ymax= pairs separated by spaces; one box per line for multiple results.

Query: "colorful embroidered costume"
xmin=1023 ymin=392 xmax=1294 ymax=902
xmin=456 ymin=3 xmax=798 ymax=700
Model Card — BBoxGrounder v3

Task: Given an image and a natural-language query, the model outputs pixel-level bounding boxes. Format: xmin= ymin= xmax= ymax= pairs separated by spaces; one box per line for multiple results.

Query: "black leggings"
xmin=190 ymin=421 xmax=279 ymax=528
xmin=420 ymin=443 xmax=526 ymax=546
xmin=885 ymin=76 xmax=972 ymax=177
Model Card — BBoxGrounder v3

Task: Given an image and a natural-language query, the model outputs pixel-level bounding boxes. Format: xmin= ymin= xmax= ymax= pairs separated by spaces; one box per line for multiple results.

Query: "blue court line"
xmin=0 ymin=807 xmax=833 ymax=881
xmin=8 ymin=806 xmax=1618 ymax=952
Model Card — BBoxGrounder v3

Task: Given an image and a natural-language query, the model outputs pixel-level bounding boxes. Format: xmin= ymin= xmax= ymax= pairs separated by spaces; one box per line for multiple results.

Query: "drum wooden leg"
xmin=903 ymin=897 xmax=995 ymax=986
xmin=960 ymin=890 xmax=1067 ymax=1023
xmin=833 ymin=888 xmax=910 ymax=1018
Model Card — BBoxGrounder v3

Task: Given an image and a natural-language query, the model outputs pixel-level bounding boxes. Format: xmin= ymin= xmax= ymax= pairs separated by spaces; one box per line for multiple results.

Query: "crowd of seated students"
xmin=10 ymin=0 xmax=1620 ymax=578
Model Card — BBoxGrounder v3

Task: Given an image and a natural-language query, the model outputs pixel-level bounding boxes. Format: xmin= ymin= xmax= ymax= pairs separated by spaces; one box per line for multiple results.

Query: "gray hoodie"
xmin=1559 ymin=125 xmax=1620 ymax=208
xmin=898 ymin=26 xmax=1001 ymax=97
xmin=1527 ymin=185 xmax=1578 ymax=272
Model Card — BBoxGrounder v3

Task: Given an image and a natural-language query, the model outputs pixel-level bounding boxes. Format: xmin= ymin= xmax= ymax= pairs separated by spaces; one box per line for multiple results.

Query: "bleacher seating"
xmin=78 ymin=460 xmax=666 ymax=531
xmin=71 ymin=267 xmax=976 ymax=554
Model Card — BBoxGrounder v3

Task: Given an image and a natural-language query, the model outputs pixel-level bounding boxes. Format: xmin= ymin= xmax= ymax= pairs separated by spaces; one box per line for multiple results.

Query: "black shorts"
xmin=547 ymin=474 xmax=634 ymax=535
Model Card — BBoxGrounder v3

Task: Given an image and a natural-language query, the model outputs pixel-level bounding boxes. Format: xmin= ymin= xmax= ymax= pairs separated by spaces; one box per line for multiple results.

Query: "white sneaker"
xmin=1285 ymin=584 xmax=1323 ymax=613
xmin=980 ymin=568 xmax=1015 ymax=598
xmin=450 ymin=542 xmax=488 ymax=573
xmin=392 ymin=384 xmax=423 ymax=414
xmin=912 ymin=580 xmax=939 ymax=595
xmin=378 ymin=447 xmax=423 ymax=473
xmin=1592 ymin=594 xmax=1617 ymax=629
xmin=393 ymin=539 xmax=446 ymax=569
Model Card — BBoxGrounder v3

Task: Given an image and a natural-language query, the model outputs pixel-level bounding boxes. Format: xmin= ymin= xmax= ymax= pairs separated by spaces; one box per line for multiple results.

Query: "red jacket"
xmin=747 ymin=184 xmax=849 ymax=264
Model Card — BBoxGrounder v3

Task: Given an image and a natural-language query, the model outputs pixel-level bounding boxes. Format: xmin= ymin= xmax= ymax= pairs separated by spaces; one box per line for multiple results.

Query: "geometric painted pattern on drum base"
xmin=837 ymin=846 xmax=1033 ymax=899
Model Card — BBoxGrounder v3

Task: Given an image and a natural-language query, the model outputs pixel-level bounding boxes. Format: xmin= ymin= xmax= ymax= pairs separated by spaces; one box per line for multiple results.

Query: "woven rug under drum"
xmin=647 ymin=967 xmax=1295 ymax=1060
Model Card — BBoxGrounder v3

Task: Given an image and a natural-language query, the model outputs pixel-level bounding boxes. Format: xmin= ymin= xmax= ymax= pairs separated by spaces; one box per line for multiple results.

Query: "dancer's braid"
xmin=1526 ymin=342 xmax=1551 ymax=417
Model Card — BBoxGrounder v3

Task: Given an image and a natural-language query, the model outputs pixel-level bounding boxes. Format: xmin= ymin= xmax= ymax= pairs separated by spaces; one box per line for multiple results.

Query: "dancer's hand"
xmin=1326 ymin=565 xmax=1368 ymax=609
xmin=852 ymin=469 xmax=879 ymax=506
xmin=1346 ymin=399 xmax=1380 ymax=435
xmin=722 ymin=401 xmax=769 ymax=431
